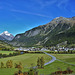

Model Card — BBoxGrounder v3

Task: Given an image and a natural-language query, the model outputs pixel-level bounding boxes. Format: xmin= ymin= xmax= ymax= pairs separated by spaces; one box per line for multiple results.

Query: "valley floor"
xmin=38 ymin=54 xmax=75 ymax=75
xmin=0 ymin=53 xmax=75 ymax=75
xmin=0 ymin=53 xmax=51 ymax=75
xmin=0 ymin=51 xmax=15 ymax=55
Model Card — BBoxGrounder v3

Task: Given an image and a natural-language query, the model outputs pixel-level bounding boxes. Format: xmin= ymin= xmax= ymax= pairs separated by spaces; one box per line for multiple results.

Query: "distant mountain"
xmin=0 ymin=31 xmax=14 ymax=41
xmin=9 ymin=17 xmax=75 ymax=47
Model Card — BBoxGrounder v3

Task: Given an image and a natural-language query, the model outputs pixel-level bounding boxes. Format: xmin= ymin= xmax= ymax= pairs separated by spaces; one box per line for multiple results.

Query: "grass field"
xmin=38 ymin=60 xmax=75 ymax=75
xmin=0 ymin=53 xmax=51 ymax=67
xmin=52 ymin=54 xmax=75 ymax=64
xmin=38 ymin=54 xmax=75 ymax=75
xmin=0 ymin=53 xmax=51 ymax=75
xmin=0 ymin=51 xmax=15 ymax=55
xmin=0 ymin=53 xmax=75 ymax=75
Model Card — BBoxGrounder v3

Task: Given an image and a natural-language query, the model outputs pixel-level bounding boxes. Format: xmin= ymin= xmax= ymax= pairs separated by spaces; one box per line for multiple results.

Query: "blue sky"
xmin=0 ymin=0 xmax=75 ymax=36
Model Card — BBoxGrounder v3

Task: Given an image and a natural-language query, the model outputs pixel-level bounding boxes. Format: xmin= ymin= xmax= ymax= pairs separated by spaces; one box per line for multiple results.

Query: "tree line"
xmin=45 ymin=50 xmax=75 ymax=54
xmin=0 ymin=60 xmax=23 ymax=69
xmin=1 ymin=60 xmax=13 ymax=68
xmin=0 ymin=51 xmax=24 ymax=58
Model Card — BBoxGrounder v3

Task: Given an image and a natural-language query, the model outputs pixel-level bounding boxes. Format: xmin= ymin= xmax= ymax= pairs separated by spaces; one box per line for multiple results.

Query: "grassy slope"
xmin=52 ymin=54 xmax=75 ymax=64
xmin=38 ymin=54 xmax=75 ymax=75
xmin=38 ymin=60 xmax=75 ymax=75
xmin=0 ymin=51 xmax=15 ymax=55
xmin=44 ymin=25 xmax=75 ymax=46
xmin=0 ymin=53 xmax=51 ymax=75
xmin=0 ymin=54 xmax=51 ymax=67
xmin=0 ymin=54 xmax=75 ymax=75
xmin=0 ymin=40 xmax=12 ymax=49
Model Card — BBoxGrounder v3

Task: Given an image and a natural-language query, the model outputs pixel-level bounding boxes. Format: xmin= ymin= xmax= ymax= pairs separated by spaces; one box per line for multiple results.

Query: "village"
xmin=14 ymin=46 xmax=75 ymax=52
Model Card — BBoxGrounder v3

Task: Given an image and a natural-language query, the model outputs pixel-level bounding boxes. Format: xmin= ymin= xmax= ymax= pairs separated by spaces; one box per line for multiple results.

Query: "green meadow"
xmin=0 ymin=53 xmax=51 ymax=75
xmin=38 ymin=60 xmax=75 ymax=75
xmin=0 ymin=53 xmax=75 ymax=75
xmin=0 ymin=51 xmax=15 ymax=55
xmin=38 ymin=54 xmax=75 ymax=75
xmin=0 ymin=54 xmax=51 ymax=67
xmin=52 ymin=54 xmax=75 ymax=64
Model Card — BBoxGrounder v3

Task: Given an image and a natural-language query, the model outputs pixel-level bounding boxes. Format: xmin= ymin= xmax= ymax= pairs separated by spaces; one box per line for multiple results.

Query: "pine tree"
xmin=37 ymin=57 xmax=44 ymax=69
xmin=6 ymin=60 xmax=13 ymax=68
xmin=6 ymin=60 xmax=10 ymax=68
xmin=10 ymin=60 xmax=13 ymax=68
xmin=37 ymin=57 xmax=40 ymax=68
xmin=40 ymin=57 xmax=44 ymax=68
xmin=1 ymin=62 xmax=4 ymax=68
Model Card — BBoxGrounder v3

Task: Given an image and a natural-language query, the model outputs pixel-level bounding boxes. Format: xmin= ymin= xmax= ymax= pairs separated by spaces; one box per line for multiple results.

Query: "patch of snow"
xmin=4 ymin=31 xmax=8 ymax=34
xmin=55 ymin=17 xmax=60 ymax=19
xmin=5 ymin=33 xmax=11 ymax=36
xmin=0 ymin=31 xmax=14 ymax=41
xmin=0 ymin=31 xmax=11 ymax=36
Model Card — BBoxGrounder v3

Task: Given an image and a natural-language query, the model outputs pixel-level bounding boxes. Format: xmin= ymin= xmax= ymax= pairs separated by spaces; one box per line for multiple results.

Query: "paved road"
xmin=41 ymin=51 xmax=56 ymax=66
xmin=33 ymin=51 xmax=56 ymax=69
xmin=42 ymin=51 xmax=75 ymax=66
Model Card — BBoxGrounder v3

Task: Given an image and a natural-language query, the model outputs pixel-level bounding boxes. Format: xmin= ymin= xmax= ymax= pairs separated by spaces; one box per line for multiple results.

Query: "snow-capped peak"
xmin=0 ymin=31 xmax=14 ymax=41
xmin=4 ymin=31 xmax=9 ymax=34
xmin=0 ymin=31 xmax=11 ymax=36
xmin=55 ymin=17 xmax=60 ymax=19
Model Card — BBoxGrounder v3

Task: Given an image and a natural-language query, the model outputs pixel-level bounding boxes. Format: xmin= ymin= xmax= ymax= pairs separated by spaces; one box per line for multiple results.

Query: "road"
xmin=41 ymin=51 xmax=56 ymax=66
xmin=42 ymin=51 xmax=75 ymax=66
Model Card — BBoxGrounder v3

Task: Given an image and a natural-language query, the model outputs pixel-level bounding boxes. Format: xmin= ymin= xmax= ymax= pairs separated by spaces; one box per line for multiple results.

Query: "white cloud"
xmin=31 ymin=0 xmax=57 ymax=8
xmin=11 ymin=9 xmax=52 ymax=18
xmin=31 ymin=0 xmax=69 ymax=10
xmin=57 ymin=0 xmax=69 ymax=9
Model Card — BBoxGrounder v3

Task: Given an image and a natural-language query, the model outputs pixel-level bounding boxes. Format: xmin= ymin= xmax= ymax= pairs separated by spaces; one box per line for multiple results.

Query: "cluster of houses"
xmin=50 ymin=47 xmax=75 ymax=52
xmin=14 ymin=46 xmax=75 ymax=52
xmin=14 ymin=47 xmax=40 ymax=51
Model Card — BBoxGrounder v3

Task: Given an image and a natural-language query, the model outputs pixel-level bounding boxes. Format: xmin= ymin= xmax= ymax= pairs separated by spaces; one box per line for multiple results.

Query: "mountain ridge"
xmin=0 ymin=31 xmax=14 ymax=41
xmin=9 ymin=16 xmax=75 ymax=47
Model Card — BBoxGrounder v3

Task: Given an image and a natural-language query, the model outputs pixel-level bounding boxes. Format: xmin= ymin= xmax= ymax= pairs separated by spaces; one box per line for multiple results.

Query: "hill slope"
xmin=0 ymin=40 xmax=13 ymax=50
xmin=9 ymin=17 xmax=75 ymax=47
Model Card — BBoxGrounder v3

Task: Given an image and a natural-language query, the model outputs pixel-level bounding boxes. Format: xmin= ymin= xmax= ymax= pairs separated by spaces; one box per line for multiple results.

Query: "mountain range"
xmin=0 ymin=31 xmax=14 ymax=41
xmin=8 ymin=16 xmax=75 ymax=47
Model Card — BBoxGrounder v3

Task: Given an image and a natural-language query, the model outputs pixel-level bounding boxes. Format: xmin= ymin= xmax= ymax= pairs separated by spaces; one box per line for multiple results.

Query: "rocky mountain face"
xmin=0 ymin=31 xmax=14 ymax=41
xmin=10 ymin=17 xmax=75 ymax=47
